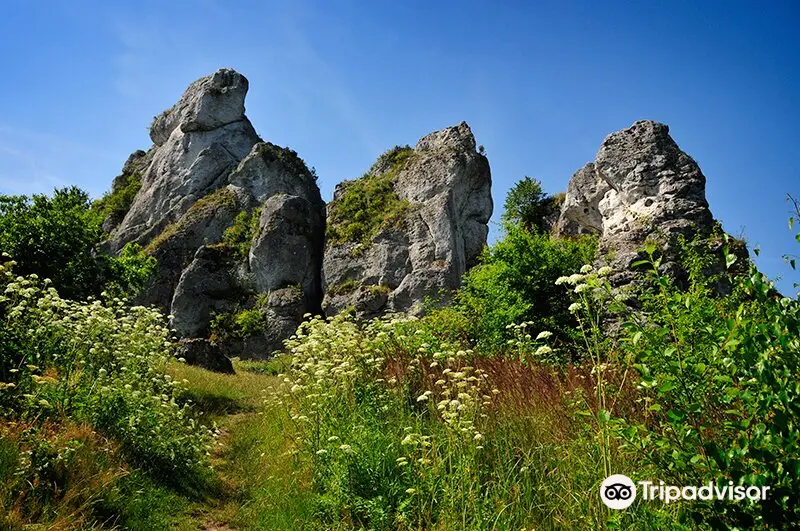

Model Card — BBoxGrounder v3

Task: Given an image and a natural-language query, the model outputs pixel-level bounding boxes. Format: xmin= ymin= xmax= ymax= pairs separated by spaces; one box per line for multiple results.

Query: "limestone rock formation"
xmin=102 ymin=69 xmax=325 ymax=368
xmin=109 ymin=69 xmax=260 ymax=251
xmin=555 ymin=120 xmax=721 ymax=284
xmin=322 ymin=121 xmax=492 ymax=318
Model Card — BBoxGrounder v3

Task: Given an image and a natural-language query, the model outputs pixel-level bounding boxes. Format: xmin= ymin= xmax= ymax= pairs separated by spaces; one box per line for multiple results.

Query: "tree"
xmin=455 ymin=223 xmax=597 ymax=351
xmin=502 ymin=177 xmax=549 ymax=232
xmin=0 ymin=187 xmax=154 ymax=300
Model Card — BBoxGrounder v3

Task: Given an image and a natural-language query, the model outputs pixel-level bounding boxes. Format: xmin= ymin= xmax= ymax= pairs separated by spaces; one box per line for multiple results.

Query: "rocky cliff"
xmin=103 ymin=69 xmax=325 ymax=367
xmin=555 ymin=120 xmax=742 ymax=286
xmin=322 ymin=122 xmax=493 ymax=318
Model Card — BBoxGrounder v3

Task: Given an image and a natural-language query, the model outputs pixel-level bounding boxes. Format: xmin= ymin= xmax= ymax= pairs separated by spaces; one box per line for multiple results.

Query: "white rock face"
xmin=109 ymin=69 xmax=260 ymax=251
xmin=555 ymin=120 xmax=715 ymax=282
xmin=103 ymin=69 xmax=325 ymax=364
xmin=323 ymin=121 xmax=493 ymax=317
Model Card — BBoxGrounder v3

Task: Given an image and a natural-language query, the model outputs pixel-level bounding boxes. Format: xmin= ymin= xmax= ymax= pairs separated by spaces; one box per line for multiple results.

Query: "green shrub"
xmin=455 ymin=223 xmax=597 ymax=352
xmin=0 ymin=262 xmax=213 ymax=481
xmin=210 ymin=307 xmax=267 ymax=342
xmin=0 ymin=187 xmax=155 ymax=300
xmin=92 ymin=171 xmax=142 ymax=228
xmin=326 ymin=146 xmax=414 ymax=247
xmin=556 ymin=232 xmax=800 ymax=529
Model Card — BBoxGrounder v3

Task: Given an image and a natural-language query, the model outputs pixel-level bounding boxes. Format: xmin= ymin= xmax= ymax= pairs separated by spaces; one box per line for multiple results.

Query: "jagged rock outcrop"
xmin=171 ymin=245 xmax=242 ymax=338
xmin=323 ymin=121 xmax=492 ymax=318
xmin=109 ymin=69 xmax=260 ymax=251
xmin=555 ymin=120 xmax=731 ymax=285
xmin=102 ymin=69 xmax=325 ymax=368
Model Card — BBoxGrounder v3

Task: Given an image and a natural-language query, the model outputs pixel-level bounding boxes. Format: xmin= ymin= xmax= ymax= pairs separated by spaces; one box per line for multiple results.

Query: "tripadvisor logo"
xmin=600 ymin=474 xmax=637 ymax=509
xmin=600 ymin=474 xmax=771 ymax=510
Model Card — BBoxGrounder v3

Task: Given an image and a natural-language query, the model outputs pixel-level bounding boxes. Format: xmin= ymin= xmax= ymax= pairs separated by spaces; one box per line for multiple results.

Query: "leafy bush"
xmin=455 ymin=223 xmax=597 ymax=352
xmin=326 ymin=146 xmax=414 ymax=247
xmin=210 ymin=307 xmax=267 ymax=342
xmin=92 ymin=171 xmax=142 ymax=229
xmin=0 ymin=262 xmax=213 ymax=480
xmin=0 ymin=187 xmax=155 ymax=300
xmin=222 ymin=207 xmax=262 ymax=261
xmin=555 ymin=232 xmax=800 ymax=529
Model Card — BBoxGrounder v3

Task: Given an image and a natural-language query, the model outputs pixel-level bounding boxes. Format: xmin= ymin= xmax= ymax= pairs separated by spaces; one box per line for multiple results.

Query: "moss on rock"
xmin=144 ymin=187 xmax=239 ymax=255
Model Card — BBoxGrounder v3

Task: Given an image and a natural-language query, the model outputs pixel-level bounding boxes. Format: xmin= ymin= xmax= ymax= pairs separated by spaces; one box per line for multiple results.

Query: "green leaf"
xmin=632 ymin=331 xmax=642 ymax=346
xmin=659 ymin=380 xmax=677 ymax=394
xmin=666 ymin=409 xmax=686 ymax=422
xmin=725 ymin=252 xmax=738 ymax=269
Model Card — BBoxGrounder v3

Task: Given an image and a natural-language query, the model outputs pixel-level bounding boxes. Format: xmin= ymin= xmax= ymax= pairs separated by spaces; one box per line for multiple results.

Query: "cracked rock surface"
xmin=322 ymin=121 xmax=493 ymax=318
xmin=108 ymin=69 xmax=260 ymax=252
xmin=555 ymin=120 xmax=718 ymax=285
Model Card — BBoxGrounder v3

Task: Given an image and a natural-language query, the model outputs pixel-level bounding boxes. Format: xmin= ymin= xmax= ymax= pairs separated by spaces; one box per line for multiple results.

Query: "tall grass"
xmin=268 ymin=313 xmax=685 ymax=529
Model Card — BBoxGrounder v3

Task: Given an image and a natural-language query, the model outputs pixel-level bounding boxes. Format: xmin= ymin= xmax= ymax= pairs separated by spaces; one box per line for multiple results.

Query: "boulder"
xmin=249 ymin=193 xmax=325 ymax=312
xmin=170 ymin=245 xmax=242 ymax=338
xmin=323 ymin=121 xmax=492 ymax=316
xmin=177 ymin=338 xmax=234 ymax=374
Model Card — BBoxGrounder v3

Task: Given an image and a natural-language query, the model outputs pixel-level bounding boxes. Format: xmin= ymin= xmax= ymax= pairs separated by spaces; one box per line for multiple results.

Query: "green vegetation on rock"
xmin=255 ymin=142 xmax=317 ymax=181
xmin=92 ymin=171 xmax=143 ymax=229
xmin=145 ymin=186 xmax=238 ymax=254
xmin=326 ymin=146 xmax=414 ymax=247
xmin=222 ymin=207 xmax=262 ymax=261
xmin=326 ymin=278 xmax=361 ymax=297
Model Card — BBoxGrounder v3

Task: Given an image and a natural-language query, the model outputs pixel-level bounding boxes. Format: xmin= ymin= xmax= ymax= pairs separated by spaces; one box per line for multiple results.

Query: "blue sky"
xmin=1 ymin=0 xmax=798 ymax=292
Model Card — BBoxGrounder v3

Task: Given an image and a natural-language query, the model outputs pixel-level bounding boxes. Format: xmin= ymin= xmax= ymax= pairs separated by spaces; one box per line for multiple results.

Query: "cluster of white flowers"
xmin=0 ymin=262 xmax=213 ymax=469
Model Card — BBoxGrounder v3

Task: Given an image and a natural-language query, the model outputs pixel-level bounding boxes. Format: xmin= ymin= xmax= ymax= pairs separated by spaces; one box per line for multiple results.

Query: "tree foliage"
xmin=502 ymin=176 xmax=550 ymax=232
xmin=0 ymin=187 xmax=154 ymax=300
xmin=455 ymin=224 xmax=597 ymax=351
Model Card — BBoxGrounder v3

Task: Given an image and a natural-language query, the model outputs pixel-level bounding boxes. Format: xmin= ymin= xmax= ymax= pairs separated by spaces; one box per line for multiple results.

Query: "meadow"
xmin=1 ymin=184 xmax=798 ymax=529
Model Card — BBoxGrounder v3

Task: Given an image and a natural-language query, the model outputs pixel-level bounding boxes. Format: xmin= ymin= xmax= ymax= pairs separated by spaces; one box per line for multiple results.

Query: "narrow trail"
xmin=167 ymin=360 xmax=300 ymax=531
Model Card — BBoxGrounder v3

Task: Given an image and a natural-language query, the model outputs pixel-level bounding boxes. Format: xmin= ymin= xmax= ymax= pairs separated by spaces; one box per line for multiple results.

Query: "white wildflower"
xmin=535 ymin=345 xmax=553 ymax=356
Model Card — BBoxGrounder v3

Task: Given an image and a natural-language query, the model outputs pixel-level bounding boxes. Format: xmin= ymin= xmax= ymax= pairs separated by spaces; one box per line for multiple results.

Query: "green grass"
xmin=165 ymin=358 xmax=317 ymax=529
xmin=326 ymin=146 xmax=414 ymax=247
xmin=145 ymin=187 xmax=239 ymax=254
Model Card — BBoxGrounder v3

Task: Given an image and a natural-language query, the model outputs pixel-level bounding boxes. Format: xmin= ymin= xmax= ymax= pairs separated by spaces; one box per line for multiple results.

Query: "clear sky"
xmin=1 ymin=0 xmax=798 ymax=292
